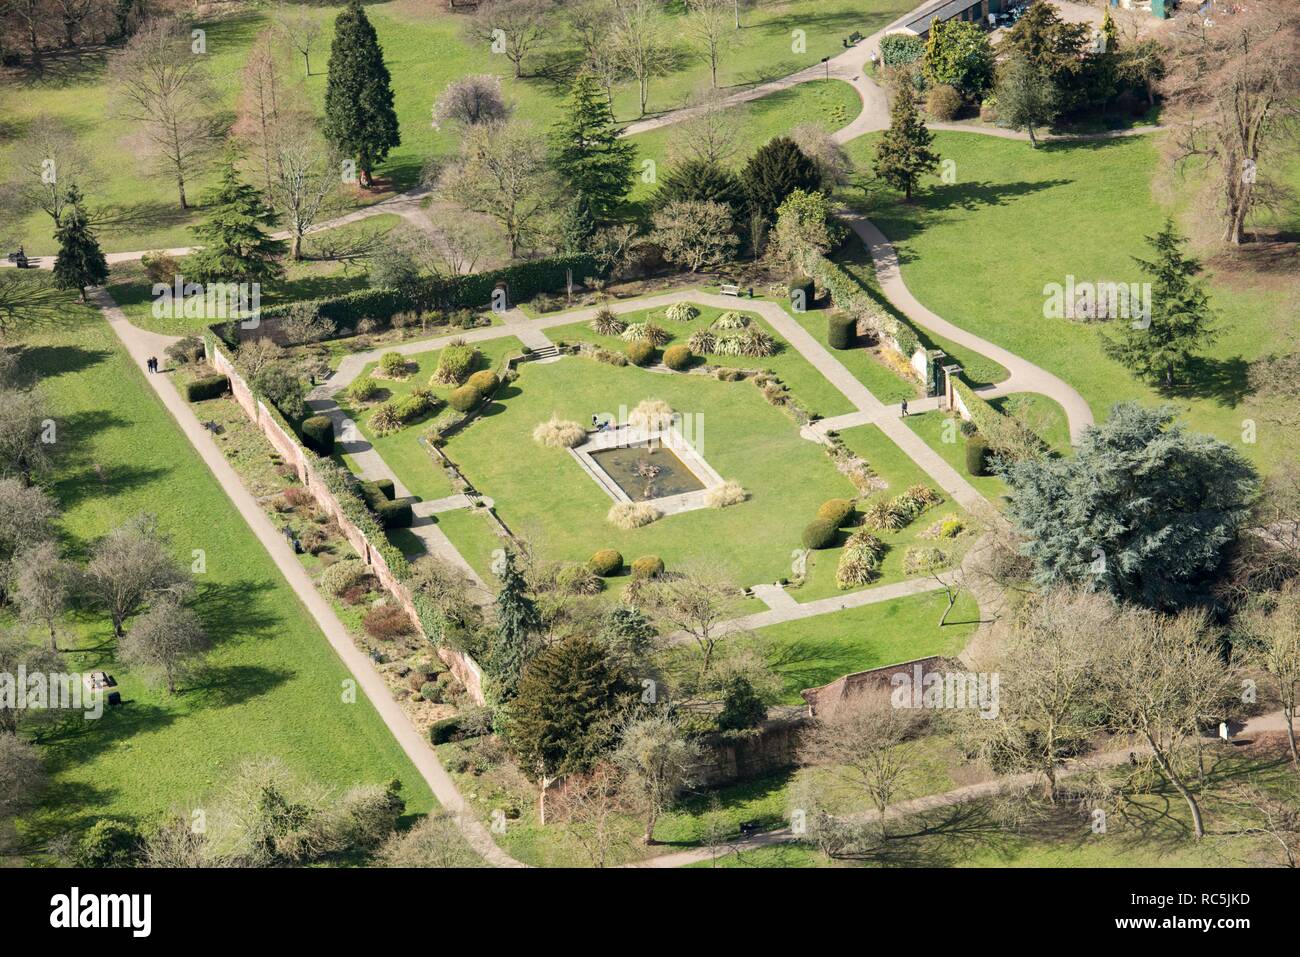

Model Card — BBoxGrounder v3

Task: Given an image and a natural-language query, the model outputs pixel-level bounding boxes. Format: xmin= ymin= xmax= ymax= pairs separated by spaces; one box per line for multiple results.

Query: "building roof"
xmin=902 ymin=0 xmax=984 ymax=34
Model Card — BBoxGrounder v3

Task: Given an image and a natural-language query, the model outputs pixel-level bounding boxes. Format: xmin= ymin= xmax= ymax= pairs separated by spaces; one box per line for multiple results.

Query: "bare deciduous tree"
xmin=437 ymin=120 xmax=556 ymax=259
xmin=1161 ymin=6 xmax=1300 ymax=245
xmin=265 ymin=115 xmax=342 ymax=261
xmin=667 ymin=88 xmax=743 ymax=166
xmin=83 ymin=513 xmax=190 ymax=638
xmin=432 ymin=74 xmax=512 ymax=130
xmin=11 ymin=540 xmax=74 ymax=651
xmin=687 ymin=0 xmax=732 ymax=89
xmin=643 ymin=563 xmax=742 ymax=676
xmin=556 ymin=763 xmax=632 ymax=868
xmin=107 ymin=17 xmax=220 ymax=210
xmin=375 ymin=812 xmax=482 ymax=867
xmin=613 ymin=0 xmax=670 ymax=117
xmin=471 ymin=0 xmax=552 ymax=79
xmin=955 ymin=588 xmax=1110 ymax=801
xmin=1239 ymin=581 xmax=1300 ymax=767
xmin=1097 ymin=605 xmax=1238 ymax=839
xmin=0 ymin=734 xmax=43 ymax=822
xmin=117 ymin=595 xmax=208 ymax=694
xmin=649 ymin=199 xmax=738 ymax=272
xmin=7 ymin=113 xmax=96 ymax=229
xmin=798 ymin=693 xmax=921 ymax=838
xmin=272 ymin=2 xmax=322 ymax=77
xmin=613 ymin=712 xmax=700 ymax=845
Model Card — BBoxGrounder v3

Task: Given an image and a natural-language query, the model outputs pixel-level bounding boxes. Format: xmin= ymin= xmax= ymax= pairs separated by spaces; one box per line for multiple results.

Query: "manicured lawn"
xmin=335 ymin=335 xmax=527 ymax=503
xmin=2 ymin=0 xmax=908 ymax=254
xmin=990 ymin=392 xmax=1072 ymax=454
xmin=794 ymin=423 xmax=973 ymax=602
xmin=550 ymin=300 xmax=857 ymax=418
xmin=106 ymin=216 xmax=401 ymax=337
xmin=439 ymin=352 xmax=860 ymax=587
xmin=10 ymin=300 xmax=434 ymax=849
xmin=627 ymin=79 xmax=864 ymax=203
xmin=738 ymin=589 xmax=981 ymax=703
xmin=841 ymin=131 xmax=1299 ymax=475
xmin=903 ymin=410 xmax=1008 ymax=506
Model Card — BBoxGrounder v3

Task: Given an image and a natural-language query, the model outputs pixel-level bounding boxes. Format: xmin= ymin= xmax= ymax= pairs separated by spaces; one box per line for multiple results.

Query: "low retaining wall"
xmin=207 ymin=342 xmax=487 ymax=704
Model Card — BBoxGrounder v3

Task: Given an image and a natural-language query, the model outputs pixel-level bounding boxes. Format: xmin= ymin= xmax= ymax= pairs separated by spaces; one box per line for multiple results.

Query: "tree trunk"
xmin=177 ymin=174 xmax=188 ymax=210
xmin=643 ymin=806 xmax=658 ymax=845
xmin=1149 ymin=734 xmax=1205 ymax=839
xmin=48 ymin=620 xmax=58 ymax=652
xmin=291 ymin=231 xmax=303 ymax=261
xmin=1285 ymin=705 xmax=1298 ymax=768
xmin=538 ymin=778 xmax=548 ymax=825
xmin=1027 ymin=126 xmax=1038 ymax=148
xmin=303 ymin=52 xmax=311 ymax=77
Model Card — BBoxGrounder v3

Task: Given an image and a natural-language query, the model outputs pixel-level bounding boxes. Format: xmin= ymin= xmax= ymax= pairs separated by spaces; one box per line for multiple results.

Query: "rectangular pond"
xmin=588 ymin=442 xmax=706 ymax=501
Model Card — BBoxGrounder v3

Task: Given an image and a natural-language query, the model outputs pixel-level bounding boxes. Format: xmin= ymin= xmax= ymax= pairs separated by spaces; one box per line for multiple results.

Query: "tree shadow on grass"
xmin=1163 ymin=354 xmax=1251 ymax=409
xmin=181 ymin=663 xmax=295 ymax=710
xmin=13 ymin=344 xmax=112 ymax=382
xmin=51 ymin=463 xmax=173 ymax=517
xmin=190 ymin=578 xmax=283 ymax=647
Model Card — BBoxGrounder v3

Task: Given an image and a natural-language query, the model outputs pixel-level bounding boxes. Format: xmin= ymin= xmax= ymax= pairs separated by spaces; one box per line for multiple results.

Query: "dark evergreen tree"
xmin=323 ymin=0 xmax=400 ymax=188
xmin=1005 ymin=402 xmax=1257 ymax=609
xmin=550 ymin=72 xmax=636 ymax=224
xmin=557 ymin=191 xmax=596 ymax=255
xmin=487 ymin=549 xmax=542 ymax=701
xmin=600 ymin=605 xmax=657 ymax=667
xmin=504 ymin=634 xmax=638 ymax=823
xmin=872 ymin=81 xmax=939 ymax=201
xmin=52 ymin=185 xmax=108 ymax=301
xmin=1103 ymin=220 xmax=1217 ymax=389
xmin=741 ymin=137 xmax=820 ymax=224
xmin=655 ymin=158 xmax=746 ymax=221
xmin=189 ymin=153 xmax=285 ymax=286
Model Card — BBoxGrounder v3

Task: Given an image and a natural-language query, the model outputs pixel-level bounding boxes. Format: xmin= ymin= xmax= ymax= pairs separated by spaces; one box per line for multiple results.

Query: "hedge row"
xmin=952 ymin=377 xmax=1045 ymax=457
xmin=184 ymin=374 xmax=228 ymax=401
xmin=237 ymin=254 xmax=601 ymax=343
xmin=312 ymin=458 xmax=410 ymax=578
xmin=796 ymin=247 xmax=923 ymax=358
xmin=360 ymin=479 xmax=415 ymax=529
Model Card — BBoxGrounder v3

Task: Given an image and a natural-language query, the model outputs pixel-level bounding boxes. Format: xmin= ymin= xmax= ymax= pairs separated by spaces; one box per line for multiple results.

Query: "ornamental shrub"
xmin=448 ymin=384 xmax=482 ymax=412
xmin=300 ymin=415 xmax=334 ymax=456
xmin=588 ymin=549 xmax=624 ymax=577
xmin=663 ymin=345 xmax=693 ymax=371
xmin=627 ymin=339 xmax=655 ymax=366
xmin=631 ymin=555 xmax=665 ymax=579
xmin=827 ymin=312 xmax=855 ymax=350
xmin=966 ymin=435 xmax=989 ymax=476
xmin=184 ymin=374 xmax=228 ymax=401
xmin=802 ymin=518 xmax=838 ymax=550
xmin=816 ymin=498 xmax=856 ymax=527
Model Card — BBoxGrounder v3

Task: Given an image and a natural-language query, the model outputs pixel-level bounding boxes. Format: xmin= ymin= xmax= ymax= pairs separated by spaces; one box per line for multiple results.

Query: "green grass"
xmin=990 ymin=392 xmax=1072 ymax=454
xmin=841 ymin=130 xmax=1299 ymax=476
xmin=551 ymin=300 xmax=856 ymax=418
xmin=438 ymin=352 xmax=859 ymax=587
xmin=794 ymin=423 xmax=973 ymax=601
xmin=2 ymin=0 xmax=908 ymax=254
xmin=903 ymin=410 xmax=1008 ymax=506
xmin=334 ymin=335 xmax=527 ymax=504
xmin=106 ymin=216 xmax=401 ymax=337
xmin=738 ymin=589 xmax=980 ymax=703
xmin=10 ymin=298 xmax=434 ymax=849
xmin=627 ymin=79 xmax=864 ymax=203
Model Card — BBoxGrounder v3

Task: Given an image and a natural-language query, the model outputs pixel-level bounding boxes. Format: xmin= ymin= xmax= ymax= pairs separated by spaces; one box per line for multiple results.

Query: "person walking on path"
xmin=900 ymin=399 xmax=908 ymax=417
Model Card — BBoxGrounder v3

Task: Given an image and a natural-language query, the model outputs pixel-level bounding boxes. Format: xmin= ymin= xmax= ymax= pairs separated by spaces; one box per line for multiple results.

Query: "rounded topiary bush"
xmin=926 ymin=84 xmax=962 ymax=121
xmin=827 ymin=313 xmax=855 ymax=350
xmin=816 ymin=498 xmax=856 ymax=527
xmin=802 ymin=518 xmax=838 ymax=550
xmin=631 ymin=555 xmax=665 ymax=579
xmin=965 ymin=435 xmax=989 ymax=476
xmin=788 ymin=277 xmax=814 ymax=308
xmin=588 ymin=549 xmax=624 ymax=577
xmin=378 ymin=351 xmax=407 ymax=377
xmin=300 ymin=414 xmax=335 ymax=456
xmin=627 ymin=339 xmax=655 ymax=366
xmin=663 ymin=344 xmax=693 ymax=371
xmin=449 ymin=384 xmax=483 ymax=413
xmin=467 ymin=369 xmax=499 ymax=394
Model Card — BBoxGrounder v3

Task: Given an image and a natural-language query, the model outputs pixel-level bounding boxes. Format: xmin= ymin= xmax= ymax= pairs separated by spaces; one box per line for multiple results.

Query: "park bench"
xmin=720 ymin=283 xmax=752 ymax=298
xmin=739 ymin=820 xmax=763 ymax=836
xmin=6 ymin=250 xmax=32 ymax=268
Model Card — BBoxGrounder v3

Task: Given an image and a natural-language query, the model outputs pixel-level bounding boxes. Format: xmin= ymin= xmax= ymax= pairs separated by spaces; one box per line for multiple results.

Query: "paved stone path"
xmin=89 ymin=286 xmax=524 ymax=867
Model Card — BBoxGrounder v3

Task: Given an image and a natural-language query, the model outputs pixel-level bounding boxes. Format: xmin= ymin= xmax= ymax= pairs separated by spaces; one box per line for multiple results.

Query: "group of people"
xmin=146 ymin=356 xmax=160 ymax=373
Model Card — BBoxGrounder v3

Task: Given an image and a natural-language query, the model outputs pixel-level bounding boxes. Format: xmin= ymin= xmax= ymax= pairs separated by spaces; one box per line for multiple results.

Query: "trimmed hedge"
xmin=965 ymin=435 xmax=989 ymax=476
xmin=802 ymin=518 xmax=839 ymax=550
xmin=631 ymin=555 xmax=664 ymax=579
xmin=589 ymin=549 xmax=624 ymax=577
xmin=797 ymin=248 xmax=922 ymax=357
xmin=466 ymin=369 xmax=499 ymax=393
xmin=184 ymin=374 xmax=229 ymax=401
xmin=313 ymin=459 xmax=410 ymax=577
xmin=663 ymin=345 xmax=693 ymax=371
xmin=788 ymin=276 xmax=814 ymax=308
xmin=827 ymin=313 xmax=855 ymax=350
xmin=627 ymin=339 xmax=655 ymax=366
xmin=880 ymin=31 xmax=925 ymax=67
xmin=449 ymin=384 xmax=483 ymax=412
xmin=249 ymin=254 xmax=600 ymax=339
xmin=816 ymin=498 xmax=856 ymax=527
xmin=360 ymin=479 xmax=414 ymax=529
xmin=952 ymin=377 xmax=1045 ymax=459
xmin=300 ymin=415 xmax=334 ymax=456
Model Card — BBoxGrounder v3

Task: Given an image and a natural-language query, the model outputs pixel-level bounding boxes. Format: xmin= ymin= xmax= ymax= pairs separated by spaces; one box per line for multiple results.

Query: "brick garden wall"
xmin=208 ymin=343 xmax=486 ymax=704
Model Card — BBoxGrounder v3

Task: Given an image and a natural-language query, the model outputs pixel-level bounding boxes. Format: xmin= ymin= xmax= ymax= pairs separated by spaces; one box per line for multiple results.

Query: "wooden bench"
xmin=721 ymin=283 xmax=753 ymax=298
